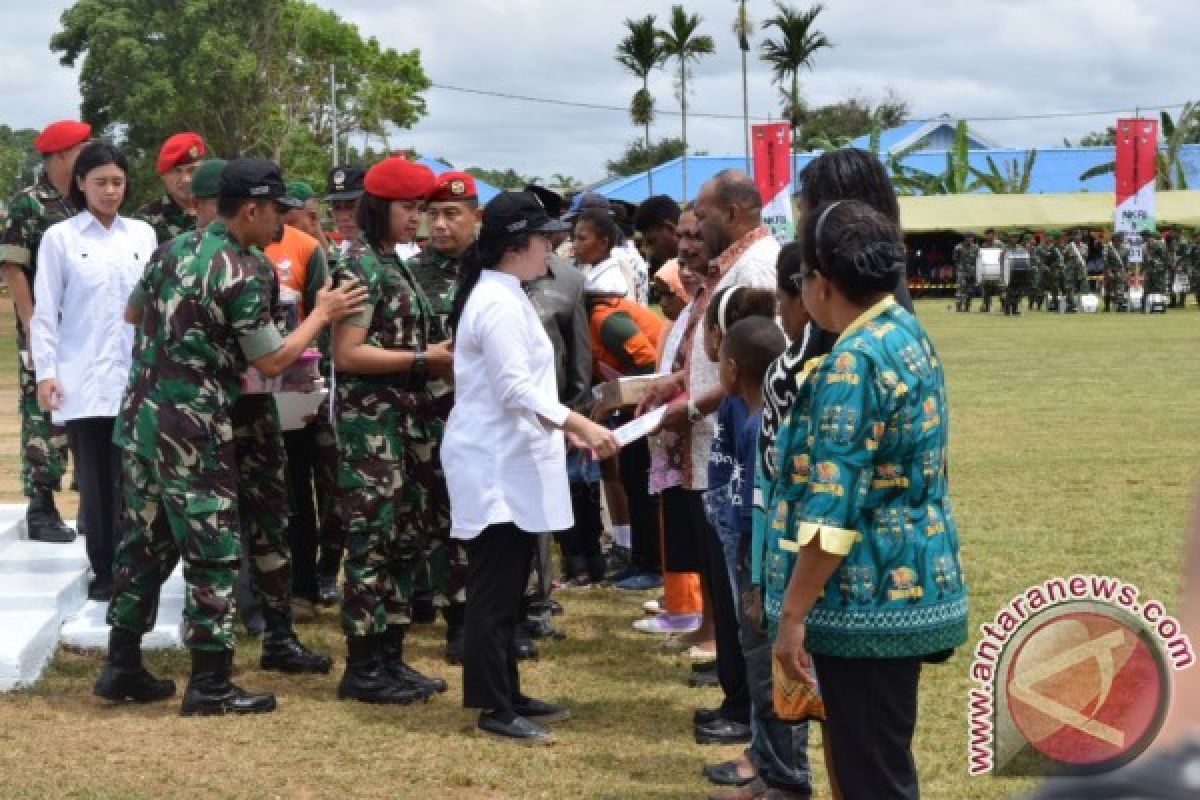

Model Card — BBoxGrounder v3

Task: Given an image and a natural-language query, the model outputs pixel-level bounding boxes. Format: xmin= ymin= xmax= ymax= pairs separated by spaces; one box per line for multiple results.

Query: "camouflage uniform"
xmin=1043 ymin=241 xmax=1065 ymax=310
xmin=408 ymin=246 xmax=467 ymax=611
xmin=1187 ymin=237 xmax=1200 ymax=308
xmin=0 ymin=178 xmax=72 ymax=497
xmin=108 ymin=221 xmax=284 ymax=651
xmin=1024 ymin=235 xmax=1045 ymax=310
xmin=1063 ymin=240 xmax=1088 ymax=312
xmin=135 ymin=194 xmax=195 ymax=244
xmin=332 ymin=238 xmax=439 ymax=636
xmin=1143 ymin=235 xmax=1168 ymax=306
xmin=1102 ymin=239 xmax=1128 ymax=311
xmin=952 ymin=238 xmax=978 ymax=312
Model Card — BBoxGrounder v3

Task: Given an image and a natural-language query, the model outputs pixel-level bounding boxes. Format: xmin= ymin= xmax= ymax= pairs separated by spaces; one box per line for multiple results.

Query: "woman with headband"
xmin=771 ymin=199 xmax=967 ymax=799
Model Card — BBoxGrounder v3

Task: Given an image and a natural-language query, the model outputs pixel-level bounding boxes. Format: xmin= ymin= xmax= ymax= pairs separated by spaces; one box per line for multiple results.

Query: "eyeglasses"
xmin=788 ymin=265 xmax=820 ymax=290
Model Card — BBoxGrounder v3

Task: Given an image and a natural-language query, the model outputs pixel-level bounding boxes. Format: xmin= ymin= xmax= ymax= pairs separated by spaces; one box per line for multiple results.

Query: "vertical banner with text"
xmin=752 ymin=123 xmax=795 ymax=244
xmin=1114 ymin=118 xmax=1158 ymax=235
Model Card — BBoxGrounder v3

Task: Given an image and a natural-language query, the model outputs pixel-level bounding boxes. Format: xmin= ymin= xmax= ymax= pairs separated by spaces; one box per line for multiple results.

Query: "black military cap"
xmin=219 ymin=158 xmax=301 ymax=208
xmin=326 ymin=165 xmax=366 ymax=201
xmin=525 ymin=184 xmax=565 ymax=219
xmin=481 ymin=190 xmax=571 ymax=241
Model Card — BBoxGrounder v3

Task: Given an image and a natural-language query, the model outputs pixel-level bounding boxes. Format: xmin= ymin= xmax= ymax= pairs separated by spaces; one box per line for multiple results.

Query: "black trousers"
xmin=813 ymin=653 xmax=923 ymax=800
xmin=462 ymin=523 xmax=537 ymax=715
xmin=65 ymin=417 xmax=121 ymax=586
xmin=619 ymin=436 xmax=661 ymax=574
xmin=555 ymin=482 xmax=606 ymax=581
xmin=283 ymin=424 xmax=319 ymax=603
xmin=691 ymin=489 xmax=750 ymax=723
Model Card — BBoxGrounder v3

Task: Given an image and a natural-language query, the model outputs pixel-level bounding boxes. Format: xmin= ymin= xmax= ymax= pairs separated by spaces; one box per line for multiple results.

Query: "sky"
xmin=3 ymin=0 xmax=1197 ymax=184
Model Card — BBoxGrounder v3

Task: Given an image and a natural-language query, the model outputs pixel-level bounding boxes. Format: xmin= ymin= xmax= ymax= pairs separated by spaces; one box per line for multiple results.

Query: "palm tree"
xmin=759 ymin=2 xmax=833 ymax=154
xmin=616 ymin=15 xmax=667 ymax=194
xmin=889 ymin=120 xmax=980 ymax=195
xmin=657 ymin=5 xmax=715 ymax=202
xmin=1078 ymin=103 xmax=1199 ymax=190
xmin=971 ymin=150 xmax=1038 ymax=194
xmin=733 ymin=0 xmax=753 ymax=172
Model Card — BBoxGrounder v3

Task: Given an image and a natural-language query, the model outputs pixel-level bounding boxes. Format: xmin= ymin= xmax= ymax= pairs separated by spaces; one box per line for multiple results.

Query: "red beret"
xmin=427 ymin=171 xmax=478 ymax=203
xmin=364 ymin=157 xmax=436 ymax=201
xmin=157 ymin=132 xmax=207 ymax=174
xmin=34 ymin=120 xmax=92 ymax=155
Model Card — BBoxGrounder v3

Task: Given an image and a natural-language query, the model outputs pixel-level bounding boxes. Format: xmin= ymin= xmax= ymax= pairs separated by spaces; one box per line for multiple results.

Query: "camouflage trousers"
xmin=232 ymin=396 xmax=292 ymax=618
xmin=405 ymin=425 xmax=466 ymax=610
xmin=108 ymin=448 xmax=241 ymax=651
xmin=954 ymin=270 xmax=975 ymax=310
xmin=313 ymin=401 xmax=346 ymax=577
xmin=17 ymin=355 xmax=68 ymax=496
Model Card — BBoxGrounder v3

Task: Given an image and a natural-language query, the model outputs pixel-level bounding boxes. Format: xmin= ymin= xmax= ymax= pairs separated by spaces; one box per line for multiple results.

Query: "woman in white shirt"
xmin=31 ymin=141 xmax=156 ymax=601
xmin=443 ymin=191 xmax=618 ymax=744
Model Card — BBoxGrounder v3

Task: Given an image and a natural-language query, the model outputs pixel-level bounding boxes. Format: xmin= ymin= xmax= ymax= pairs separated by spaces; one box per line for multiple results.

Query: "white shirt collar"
xmin=73 ymin=209 xmax=127 ymax=235
xmin=483 ymin=268 xmax=522 ymax=291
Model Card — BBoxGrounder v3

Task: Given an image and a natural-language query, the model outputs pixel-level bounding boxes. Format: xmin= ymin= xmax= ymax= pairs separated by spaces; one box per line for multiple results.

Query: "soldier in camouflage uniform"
xmin=952 ymin=231 xmax=978 ymax=312
xmin=1102 ymin=231 xmax=1129 ymax=312
xmin=1165 ymin=228 xmax=1187 ymax=308
xmin=135 ymin=132 xmax=206 ymax=243
xmin=0 ymin=120 xmax=89 ymax=543
xmin=1024 ymin=232 xmax=1045 ymax=310
xmin=1186 ymin=229 xmax=1200 ymax=309
xmin=1062 ymin=229 xmax=1089 ymax=313
xmin=1042 ymin=231 xmax=1066 ymax=311
xmin=411 ymin=171 xmax=480 ymax=662
xmin=1143 ymin=230 xmax=1168 ymax=310
xmin=329 ymin=158 xmax=455 ymax=704
xmin=96 ymin=159 xmax=364 ymax=714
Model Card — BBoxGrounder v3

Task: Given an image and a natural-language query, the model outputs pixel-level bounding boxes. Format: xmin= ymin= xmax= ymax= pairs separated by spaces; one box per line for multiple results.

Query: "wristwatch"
xmin=411 ymin=349 xmax=428 ymax=380
xmin=686 ymin=399 xmax=703 ymax=423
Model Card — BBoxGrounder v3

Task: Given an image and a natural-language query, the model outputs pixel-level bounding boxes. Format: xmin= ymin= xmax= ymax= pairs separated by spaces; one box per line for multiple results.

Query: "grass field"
xmin=0 ymin=298 xmax=1192 ymax=799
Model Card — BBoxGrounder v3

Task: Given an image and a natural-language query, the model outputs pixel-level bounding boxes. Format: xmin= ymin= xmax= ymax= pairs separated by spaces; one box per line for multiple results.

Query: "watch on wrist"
xmin=686 ymin=399 xmax=703 ymax=423
xmin=412 ymin=349 xmax=428 ymax=378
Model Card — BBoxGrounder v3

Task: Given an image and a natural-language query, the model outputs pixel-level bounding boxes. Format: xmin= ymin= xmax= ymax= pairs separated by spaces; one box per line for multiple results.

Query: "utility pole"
xmin=330 ymin=63 xmax=339 ymax=166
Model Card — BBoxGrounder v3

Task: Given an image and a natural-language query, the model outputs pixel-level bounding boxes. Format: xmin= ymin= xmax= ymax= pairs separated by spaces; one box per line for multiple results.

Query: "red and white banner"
xmin=1114 ymin=118 xmax=1158 ymax=235
xmin=752 ymin=123 xmax=795 ymax=244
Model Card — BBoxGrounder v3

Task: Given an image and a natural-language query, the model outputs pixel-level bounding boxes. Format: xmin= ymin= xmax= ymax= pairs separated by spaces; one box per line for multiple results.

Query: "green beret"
xmin=285 ymin=181 xmax=316 ymax=203
xmin=190 ymin=159 xmax=228 ymax=199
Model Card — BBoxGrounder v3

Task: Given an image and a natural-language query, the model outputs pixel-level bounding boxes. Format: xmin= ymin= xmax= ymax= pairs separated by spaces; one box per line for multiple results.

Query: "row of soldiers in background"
xmin=952 ymin=227 xmax=1200 ymax=314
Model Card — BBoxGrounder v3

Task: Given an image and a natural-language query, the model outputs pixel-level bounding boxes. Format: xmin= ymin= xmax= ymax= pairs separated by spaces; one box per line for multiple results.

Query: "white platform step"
xmin=60 ymin=565 xmax=186 ymax=651
xmin=0 ymin=610 xmax=62 ymax=689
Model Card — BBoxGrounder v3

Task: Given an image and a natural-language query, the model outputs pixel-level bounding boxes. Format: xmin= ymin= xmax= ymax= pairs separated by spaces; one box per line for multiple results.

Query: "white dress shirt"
xmin=442 ymin=269 xmax=573 ymax=539
xmin=31 ymin=211 xmax=156 ymax=423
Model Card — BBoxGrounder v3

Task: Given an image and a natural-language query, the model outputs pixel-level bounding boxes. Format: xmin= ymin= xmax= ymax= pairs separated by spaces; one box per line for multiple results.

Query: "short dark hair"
xmin=69 ymin=140 xmax=128 ymax=212
xmin=722 ymin=316 xmax=787 ymax=387
xmin=797 ymin=148 xmax=899 ymax=223
xmin=576 ymin=208 xmax=624 ymax=250
xmin=704 ymin=285 xmax=777 ymax=332
xmin=776 ymin=240 xmax=804 ymax=296
xmin=634 ymin=195 xmax=682 ymax=233
xmin=802 ymin=199 xmax=905 ymax=305
xmin=711 ymin=170 xmax=762 ymax=214
xmin=356 ymin=192 xmax=393 ymax=251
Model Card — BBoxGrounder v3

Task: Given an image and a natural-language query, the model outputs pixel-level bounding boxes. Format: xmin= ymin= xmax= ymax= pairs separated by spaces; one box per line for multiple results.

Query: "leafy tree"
xmin=970 ymin=150 xmax=1038 ymax=194
xmin=0 ymin=126 xmax=40 ymax=202
xmin=616 ymin=14 xmax=667 ymax=193
xmin=606 ymin=137 xmax=688 ymax=177
xmin=798 ymin=91 xmax=908 ymax=152
xmin=1078 ymin=104 xmax=1200 ymax=190
xmin=51 ymin=0 xmax=429 ymax=205
xmin=1076 ymin=127 xmax=1117 ymax=147
xmin=657 ymin=5 xmax=715 ymax=200
xmin=549 ymin=173 xmax=580 ymax=192
xmin=759 ymin=2 xmax=832 ymax=153
xmin=890 ymin=120 xmax=980 ymax=195
xmin=465 ymin=167 xmax=539 ymax=190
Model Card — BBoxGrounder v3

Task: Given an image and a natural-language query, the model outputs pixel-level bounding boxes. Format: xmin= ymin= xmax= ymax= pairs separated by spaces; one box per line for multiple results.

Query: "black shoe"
xmin=524 ymin=616 xmax=565 ymax=640
xmin=703 ymin=760 xmax=756 ymax=787
xmin=693 ymin=707 xmax=721 ymax=726
xmin=513 ymin=695 xmax=570 ymax=723
xmin=181 ymin=649 xmax=276 ymax=716
xmin=316 ymin=574 xmax=339 ymax=607
xmin=514 ymin=630 xmax=538 ymax=660
xmin=241 ymin=609 xmax=265 ymax=638
xmin=260 ymin=632 xmax=333 ymax=674
xmin=338 ymin=634 xmax=425 ymax=705
xmin=381 ymin=625 xmax=446 ymax=696
xmin=93 ymin=628 xmax=175 ymax=703
xmin=477 ymin=712 xmax=555 ymax=745
xmin=688 ymin=669 xmax=719 ymax=689
xmin=25 ymin=490 xmax=75 ymax=543
xmin=695 ymin=717 xmax=753 ymax=745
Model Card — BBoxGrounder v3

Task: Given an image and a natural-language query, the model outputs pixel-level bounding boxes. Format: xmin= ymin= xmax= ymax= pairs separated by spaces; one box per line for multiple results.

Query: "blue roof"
xmin=848 ymin=120 xmax=928 ymax=153
xmin=590 ymin=145 xmax=1200 ymax=203
xmin=415 ymin=156 xmax=501 ymax=203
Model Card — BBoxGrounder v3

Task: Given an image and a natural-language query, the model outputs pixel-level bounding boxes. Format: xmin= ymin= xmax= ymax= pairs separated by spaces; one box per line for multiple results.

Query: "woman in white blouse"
xmin=443 ymin=191 xmax=618 ymax=744
xmin=31 ymin=140 xmax=156 ymax=601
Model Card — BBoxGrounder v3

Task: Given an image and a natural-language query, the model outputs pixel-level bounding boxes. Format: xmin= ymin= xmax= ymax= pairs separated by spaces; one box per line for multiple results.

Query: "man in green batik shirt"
xmin=136 ymin=132 xmax=207 ymax=242
xmin=0 ymin=119 xmax=90 ymax=544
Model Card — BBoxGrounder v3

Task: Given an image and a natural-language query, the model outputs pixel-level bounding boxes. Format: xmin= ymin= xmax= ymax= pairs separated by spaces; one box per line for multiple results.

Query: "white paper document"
xmin=614 ymin=406 xmax=667 ymax=447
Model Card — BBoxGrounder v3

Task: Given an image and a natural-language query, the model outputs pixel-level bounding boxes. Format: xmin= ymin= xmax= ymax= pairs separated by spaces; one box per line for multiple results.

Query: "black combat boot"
xmin=25 ymin=489 xmax=75 ymax=543
xmin=93 ymin=628 xmax=176 ymax=703
xmin=181 ymin=649 xmax=276 ymax=716
xmin=260 ymin=608 xmax=333 ymax=674
xmin=337 ymin=634 xmax=425 ymax=704
xmin=444 ymin=603 xmax=465 ymax=665
xmin=514 ymin=626 xmax=539 ymax=660
xmin=381 ymin=625 xmax=446 ymax=697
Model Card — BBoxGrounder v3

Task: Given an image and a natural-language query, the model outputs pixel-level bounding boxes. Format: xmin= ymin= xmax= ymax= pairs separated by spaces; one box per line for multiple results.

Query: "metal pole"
xmin=742 ymin=50 xmax=750 ymax=174
xmin=330 ymin=63 xmax=339 ymax=166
